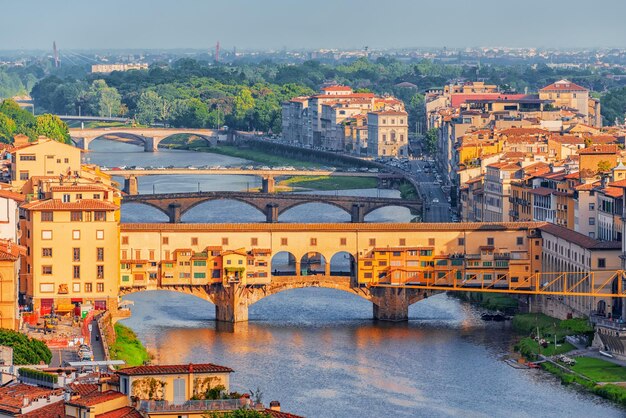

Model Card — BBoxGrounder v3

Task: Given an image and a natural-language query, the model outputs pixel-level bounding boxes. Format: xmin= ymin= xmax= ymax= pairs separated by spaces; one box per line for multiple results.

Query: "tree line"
xmin=0 ymin=99 xmax=70 ymax=144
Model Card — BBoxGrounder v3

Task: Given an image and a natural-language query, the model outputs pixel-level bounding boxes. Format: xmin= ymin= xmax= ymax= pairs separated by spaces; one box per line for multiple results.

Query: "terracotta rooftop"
xmin=0 ymin=383 xmax=63 ymax=415
xmin=600 ymin=186 xmax=623 ymax=198
xmin=529 ymin=187 xmax=555 ymax=196
xmin=578 ymin=145 xmax=618 ymax=155
xmin=0 ymin=189 xmax=25 ymax=202
xmin=95 ymin=406 xmax=143 ymax=418
xmin=21 ymin=199 xmax=118 ymax=211
xmin=50 ymin=185 xmax=110 ymax=192
xmin=117 ymin=363 xmax=233 ymax=376
xmin=0 ymin=240 xmax=26 ymax=261
xmin=539 ymin=223 xmax=621 ymax=250
xmin=67 ymin=390 xmax=126 ymax=407
xmin=540 ymin=79 xmax=588 ymax=92
xmin=19 ymin=400 xmax=65 ymax=418
xmin=68 ymin=382 xmax=99 ymax=397
xmin=321 ymin=85 xmax=352 ymax=91
xmin=265 ymin=409 xmax=305 ymax=418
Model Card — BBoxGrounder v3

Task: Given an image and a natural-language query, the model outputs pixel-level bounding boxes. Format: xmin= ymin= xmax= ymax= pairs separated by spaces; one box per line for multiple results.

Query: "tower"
xmin=215 ymin=41 xmax=220 ymax=63
xmin=53 ymin=41 xmax=60 ymax=68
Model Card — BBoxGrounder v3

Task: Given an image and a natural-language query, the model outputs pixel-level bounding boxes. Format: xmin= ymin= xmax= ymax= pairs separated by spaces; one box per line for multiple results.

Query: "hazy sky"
xmin=2 ymin=0 xmax=625 ymax=51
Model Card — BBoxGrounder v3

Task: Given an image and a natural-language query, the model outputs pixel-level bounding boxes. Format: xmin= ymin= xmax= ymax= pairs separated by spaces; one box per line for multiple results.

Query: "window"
xmin=135 ymin=250 xmax=141 ymax=259
xmin=85 ymin=283 xmax=92 ymax=292
xmin=487 ymin=237 xmax=494 ymax=246
xmin=63 ymin=194 xmax=71 ymax=203
xmin=516 ymin=237 xmax=524 ymax=245
xmin=420 ymin=250 xmax=433 ymax=256
xmin=458 ymin=238 xmax=465 ymax=246
xmin=399 ymin=238 xmax=406 ymax=246
xmin=160 ymin=236 xmax=168 ymax=245
xmin=369 ymin=238 xmax=376 ymax=246
xmin=94 ymin=211 xmax=106 ymax=221
xmin=393 ymin=251 xmax=401 ymax=256
xmin=73 ymin=248 xmax=80 ymax=262
xmin=20 ymin=154 xmax=36 ymax=161
xmin=72 ymin=230 xmax=80 ymax=240
xmin=122 ymin=236 xmax=129 ymax=245
xmin=149 ymin=250 xmax=154 ymax=261
xmin=76 ymin=194 xmax=82 ymax=200
xmin=281 ymin=238 xmax=288 ymax=246
xmin=42 ymin=265 xmax=53 ymax=275
xmin=96 ymin=283 xmax=104 ymax=292
xmin=93 ymin=194 xmax=101 ymax=200
xmin=251 ymin=238 xmax=258 ymax=246
xmin=340 ymin=238 xmax=347 ymax=246
xmin=41 ymin=212 xmax=53 ymax=222
xmin=589 ymin=217 xmax=595 ymax=225
xmin=71 ymin=212 xmax=83 ymax=222
xmin=310 ymin=238 xmax=317 ymax=246
xmin=64 ymin=158 xmax=69 ymax=163
xmin=428 ymin=238 xmax=435 ymax=246
xmin=73 ymin=266 xmax=80 ymax=279
xmin=97 ymin=248 xmax=104 ymax=261
xmin=42 ymin=230 xmax=52 ymax=240
xmin=222 ymin=237 xmax=229 ymax=245
xmin=19 ymin=171 xmax=29 ymax=181
xmin=598 ymin=258 xmax=606 ymax=268
xmin=194 ymin=272 xmax=206 ymax=279
xmin=193 ymin=260 xmax=206 ymax=267
xmin=589 ymin=203 xmax=595 ymax=211
xmin=96 ymin=230 xmax=104 ymax=240
xmin=42 ymin=248 xmax=52 ymax=257
xmin=97 ymin=265 xmax=104 ymax=279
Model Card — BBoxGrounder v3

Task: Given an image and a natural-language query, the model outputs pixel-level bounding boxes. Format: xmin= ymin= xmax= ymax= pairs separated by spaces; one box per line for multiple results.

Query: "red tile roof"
xmin=68 ymin=383 xmax=99 ymax=397
xmin=19 ymin=400 xmax=65 ymax=418
xmin=578 ymin=145 xmax=618 ymax=155
xmin=21 ymin=199 xmax=118 ymax=211
xmin=265 ymin=409 xmax=305 ymax=418
xmin=117 ymin=363 xmax=233 ymax=376
xmin=540 ymin=80 xmax=588 ymax=92
xmin=95 ymin=407 xmax=142 ymax=418
xmin=450 ymin=93 xmax=527 ymax=108
xmin=0 ymin=240 xmax=25 ymax=261
xmin=0 ymin=189 xmax=25 ymax=202
xmin=608 ymin=179 xmax=626 ymax=188
xmin=50 ymin=185 xmax=110 ymax=192
xmin=0 ymin=383 xmax=63 ymax=415
xmin=321 ymin=85 xmax=352 ymax=91
xmin=539 ymin=223 xmax=621 ymax=250
xmin=68 ymin=390 xmax=126 ymax=407
xmin=529 ymin=187 xmax=555 ymax=196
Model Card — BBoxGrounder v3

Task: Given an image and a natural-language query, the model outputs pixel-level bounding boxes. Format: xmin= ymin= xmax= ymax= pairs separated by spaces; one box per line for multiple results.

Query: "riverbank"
xmin=109 ymin=323 xmax=150 ymax=367
xmin=279 ymin=175 xmax=378 ymax=190
xmin=511 ymin=313 xmax=626 ymax=407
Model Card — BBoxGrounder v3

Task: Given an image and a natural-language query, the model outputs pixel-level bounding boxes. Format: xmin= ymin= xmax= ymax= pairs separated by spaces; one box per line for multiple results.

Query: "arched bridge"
xmin=119 ymin=275 xmax=427 ymax=323
xmin=122 ymin=191 xmax=423 ymax=223
xmin=68 ymin=127 xmax=222 ymax=151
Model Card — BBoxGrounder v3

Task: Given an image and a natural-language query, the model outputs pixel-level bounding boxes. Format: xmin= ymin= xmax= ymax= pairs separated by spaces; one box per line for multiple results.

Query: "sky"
xmin=1 ymin=0 xmax=626 ymax=51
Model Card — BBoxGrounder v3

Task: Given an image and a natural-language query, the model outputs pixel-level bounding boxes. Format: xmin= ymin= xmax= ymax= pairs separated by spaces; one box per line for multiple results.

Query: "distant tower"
xmin=215 ymin=41 xmax=220 ymax=63
xmin=233 ymin=46 xmax=237 ymax=57
xmin=53 ymin=41 xmax=60 ymax=68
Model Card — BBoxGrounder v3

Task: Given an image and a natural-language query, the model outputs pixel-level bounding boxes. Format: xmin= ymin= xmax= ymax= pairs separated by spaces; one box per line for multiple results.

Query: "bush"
xmin=18 ymin=367 xmax=58 ymax=383
xmin=110 ymin=323 xmax=150 ymax=367
xmin=0 ymin=328 xmax=52 ymax=364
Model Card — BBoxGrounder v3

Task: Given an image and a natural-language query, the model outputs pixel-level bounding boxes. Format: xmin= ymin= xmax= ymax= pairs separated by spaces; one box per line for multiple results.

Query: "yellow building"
xmin=9 ymin=136 xmax=82 ymax=192
xmin=20 ymin=178 xmax=121 ymax=314
xmin=0 ymin=240 xmax=25 ymax=330
xmin=539 ymin=80 xmax=591 ymax=124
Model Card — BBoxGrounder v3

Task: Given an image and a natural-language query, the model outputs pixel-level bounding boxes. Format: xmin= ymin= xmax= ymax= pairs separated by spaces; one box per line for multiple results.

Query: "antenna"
xmin=53 ymin=41 xmax=60 ymax=68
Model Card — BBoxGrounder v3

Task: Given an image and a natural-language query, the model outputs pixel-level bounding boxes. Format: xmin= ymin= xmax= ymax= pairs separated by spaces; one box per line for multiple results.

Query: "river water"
xmin=87 ymin=139 xmax=625 ymax=418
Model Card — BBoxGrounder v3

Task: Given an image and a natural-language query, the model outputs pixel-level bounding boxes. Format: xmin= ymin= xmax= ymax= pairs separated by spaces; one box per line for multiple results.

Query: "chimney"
xmin=23 ymin=397 xmax=30 ymax=407
xmin=601 ymin=174 xmax=609 ymax=189
xmin=269 ymin=401 xmax=281 ymax=412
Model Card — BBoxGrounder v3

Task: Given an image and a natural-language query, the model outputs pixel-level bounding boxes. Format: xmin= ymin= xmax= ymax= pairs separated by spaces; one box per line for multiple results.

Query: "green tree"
xmin=171 ymin=98 xmax=209 ymax=128
xmin=0 ymin=113 xmax=16 ymax=143
xmin=424 ymin=127 xmax=438 ymax=155
xmin=87 ymin=80 xmax=122 ymax=117
xmin=204 ymin=409 xmax=270 ymax=418
xmin=0 ymin=99 xmax=37 ymax=140
xmin=233 ymin=88 xmax=255 ymax=124
xmin=35 ymin=114 xmax=71 ymax=144
xmin=597 ymin=160 xmax=613 ymax=173
xmin=136 ymin=90 xmax=164 ymax=125
xmin=0 ymin=329 xmax=52 ymax=364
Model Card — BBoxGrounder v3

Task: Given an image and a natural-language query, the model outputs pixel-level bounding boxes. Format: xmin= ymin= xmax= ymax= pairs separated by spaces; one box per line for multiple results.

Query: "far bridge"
xmin=122 ymin=191 xmax=422 ymax=223
xmin=69 ymin=127 xmax=223 ymax=151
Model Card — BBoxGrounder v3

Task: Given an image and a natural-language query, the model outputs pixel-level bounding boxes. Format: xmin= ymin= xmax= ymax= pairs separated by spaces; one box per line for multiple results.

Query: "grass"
xmin=571 ymin=357 xmax=626 ymax=382
xmin=512 ymin=313 xmax=593 ymax=341
xmin=109 ymin=323 xmax=150 ymax=367
xmin=516 ymin=337 xmax=575 ymax=358
xmin=280 ymin=175 xmax=378 ymax=190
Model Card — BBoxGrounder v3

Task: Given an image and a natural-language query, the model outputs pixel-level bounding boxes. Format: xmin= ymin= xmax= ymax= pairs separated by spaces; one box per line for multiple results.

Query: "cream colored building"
xmin=9 ymin=137 xmax=82 ymax=192
xmin=367 ymin=110 xmax=409 ymax=157
xmin=20 ymin=176 xmax=121 ymax=314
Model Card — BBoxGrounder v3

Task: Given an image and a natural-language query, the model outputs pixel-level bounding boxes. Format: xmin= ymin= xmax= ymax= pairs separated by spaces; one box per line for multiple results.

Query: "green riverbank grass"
xmin=571 ymin=357 xmax=626 ymax=382
xmin=279 ymin=175 xmax=378 ymax=190
xmin=109 ymin=323 xmax=150 ymax=367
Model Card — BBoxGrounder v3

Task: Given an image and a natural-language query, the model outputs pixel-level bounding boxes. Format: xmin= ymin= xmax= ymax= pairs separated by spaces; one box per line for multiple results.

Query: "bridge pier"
xmin=351 ymin=203 xmax=365 ymax=223
xmin=261 ymin=176 xmax=276 ymax=193
xmin=371 ymin=287 xmax=411 ymax=321
xmin=266 ymin=203 xmax=279 ymax=223
xmin=144 ymin=137 xmax=158 ymax=152
xmin=213 ymin=285 xmax=249 ymax=323
xmin=168 ymin=203 xmax=182 ymax=223
xmin=123 ymin=176 xmax=139 ymax=196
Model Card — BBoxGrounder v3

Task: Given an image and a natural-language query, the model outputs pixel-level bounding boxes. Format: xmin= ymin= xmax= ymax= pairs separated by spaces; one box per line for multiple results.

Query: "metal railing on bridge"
xmin=368 ymin=269 xmax=626 ymax=297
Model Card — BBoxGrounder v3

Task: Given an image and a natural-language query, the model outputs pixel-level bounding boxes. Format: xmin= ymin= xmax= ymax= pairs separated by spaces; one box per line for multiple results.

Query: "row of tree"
xmin=0 ymin=99 xmax=70 ymax=144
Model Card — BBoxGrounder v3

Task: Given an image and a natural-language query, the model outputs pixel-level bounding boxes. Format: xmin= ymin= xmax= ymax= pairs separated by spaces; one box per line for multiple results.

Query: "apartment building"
xmin=367 ymin=110 xmax=409 ymax=157
xmin=20 ymin=175 xmax=121 ymax=314
xmin=539 ymin=79 xmax=600 ymax=127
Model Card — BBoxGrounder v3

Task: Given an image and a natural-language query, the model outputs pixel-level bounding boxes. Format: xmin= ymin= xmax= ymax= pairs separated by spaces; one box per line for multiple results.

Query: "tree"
xmin=35 ymin=114 xmax=71 ymax=144
xmin=171 ymin=98 xmax=209 ymax=128
xmin=87 ymin=80 xmax=122 ymax=117
xmin=424 ymin=128 xmax=438 ymax=155
xmin=136 ymin=90 xmax=165 ymax=125
xmin=233 ymin=88 xmax=255 ymax=125
xmin=204 ymin=410 xmax=270 ymax=418
xmin=0 ymin=113 xmax=16 ymax=143
xmin=0 ymin=329 xmax=52 ymax=364
xmin=0 ymin=99 xmax=37 ymax=140
xmin=597 ymin=160 xmax=612 ymax=173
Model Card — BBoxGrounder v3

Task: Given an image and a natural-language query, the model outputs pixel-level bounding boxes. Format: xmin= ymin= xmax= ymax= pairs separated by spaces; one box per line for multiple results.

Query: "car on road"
xmin=433 ymin=198 xmax=440 ymax=203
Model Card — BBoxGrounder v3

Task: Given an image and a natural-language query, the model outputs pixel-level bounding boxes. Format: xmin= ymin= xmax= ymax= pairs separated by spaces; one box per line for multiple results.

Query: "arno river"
xmin=88 ymin=140 xmax=624 ymax=418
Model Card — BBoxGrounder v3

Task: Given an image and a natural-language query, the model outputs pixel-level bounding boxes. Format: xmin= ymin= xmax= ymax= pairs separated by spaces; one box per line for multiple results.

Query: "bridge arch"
xmin=300 ymin=252 xmax=327 ymax=276
xmin=77 ymin=133 xmax=148 ymax=150
xmin=181 ymin=199 xmax=266 ymax=223
xmin=329 ymin=251 xmax=356 ymax=277
xmin=120 ymin=201 xmax=170 ymax=222
xmin=278 ymin=201 xmax=352 ymax=223
xmin=363 ymin=205 xmax=415 ymax=222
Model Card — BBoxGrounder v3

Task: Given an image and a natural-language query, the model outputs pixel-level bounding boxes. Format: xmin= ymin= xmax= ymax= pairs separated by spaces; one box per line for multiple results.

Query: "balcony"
xmin=138 ymin=399 xmax=261 ymax=413
xmin=591 ymin=314 xmax=626 ymax=331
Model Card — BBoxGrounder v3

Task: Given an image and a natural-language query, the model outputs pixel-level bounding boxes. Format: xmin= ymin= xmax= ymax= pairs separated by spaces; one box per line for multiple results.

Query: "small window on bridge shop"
xmin=511 ymin=276 xmax=519 ymax=283
xmin=458 ymin=238 xmax=465 ymax=246
xmin=399 ymin=239 xmax=406 ymax=246
xmin=222 ymin=238 xmax=229 ymax=245
xmin=428 ymin=238 xmax=435 ymax=246
xmin=364 ymin=272 xmax=373 ymax=279
xmin=122 ymin=236 xmax=129 ymax=245
xmin=392 ymin=251 xmax=401 ymax=257
xmin=281 ymin=238 xmax=288 ymax=246
xmin=340 ymin=238 xmax=347 ymax=246
xmin=122 ymin=275 xmax=129 ymax=282
xmin=93 ymin=194 xmax=101 ymax=200
xmin=191 ymin=237 xmax=198 ymax=246
xmin=364 ymin=261 xmax=372 ymax=266
xmin=193 ymin=260 xmax=206 ymax=267
xmin=438 ymin=272 xmax=446 ymax=279
xmin=407 ymin=261 xmax=419 ymax=267
xmin=379 ymin=261 xmax=387 ymax=267
xmin=487 ymin=237 xmax=494 ymax=246
xmin=310 ymin=238 xmax=317 ymax=246
xmin=436 ymin=260 xmax=447 ymax=266
xmin=162 ymin=237 xmax=169 ymax=245
xmin=164 ymin=263 xmax=173 ymax=268
xmin=419 ymin=250 xmax=433 ymax=256
xmin=251 ymin=238 xmax=258 ymax=246
xmin=483 ymin=261 xmax=493 ymax=267
xmin=369 ymin=239 xmax=376 ymax=246
xmin=517 ymin=237 xmax=524 ymax=245
xmin=71 ymin=211 xmax=83 ymax=222
xmin=94 ymin=211 xmax=107 ymax=222
xmin=408 ymin=250 xmax=417 ymax=256
xmin=19 ymin=154 xmax=35 ymax=161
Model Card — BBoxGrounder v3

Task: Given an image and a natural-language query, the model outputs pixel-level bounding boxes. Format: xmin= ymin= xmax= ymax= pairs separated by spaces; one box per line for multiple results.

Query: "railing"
xmin=138 ymin=399 xmax=263 ymax=413
xmin=590 ymin=314 xmax=626 ymax=331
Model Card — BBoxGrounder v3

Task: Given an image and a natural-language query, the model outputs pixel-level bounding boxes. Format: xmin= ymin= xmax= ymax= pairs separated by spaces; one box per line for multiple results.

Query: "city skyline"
xmin=2 ymin=0 xmax=626 ymax=51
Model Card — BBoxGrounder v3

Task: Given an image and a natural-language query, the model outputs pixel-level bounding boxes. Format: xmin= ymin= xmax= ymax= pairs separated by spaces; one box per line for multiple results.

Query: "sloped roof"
xmin=117 ymin=363 xmax=233 ymax=376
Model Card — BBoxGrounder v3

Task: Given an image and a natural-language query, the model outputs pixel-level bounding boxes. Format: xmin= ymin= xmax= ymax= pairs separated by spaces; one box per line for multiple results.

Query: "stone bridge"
xmin=122 ymin=191 xmax=423 ymax=223
xmin=119 ymin=275 xmax=428 ymax=322
xmin=68 ymin=127 xmax=222 ymax=151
